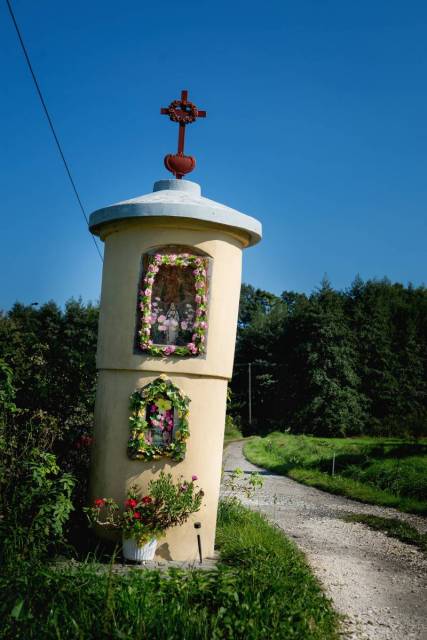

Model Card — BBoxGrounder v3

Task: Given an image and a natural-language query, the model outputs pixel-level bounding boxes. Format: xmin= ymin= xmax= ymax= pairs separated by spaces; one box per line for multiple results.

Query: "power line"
xmin=5 ymin=0 xmax=103 ymax=263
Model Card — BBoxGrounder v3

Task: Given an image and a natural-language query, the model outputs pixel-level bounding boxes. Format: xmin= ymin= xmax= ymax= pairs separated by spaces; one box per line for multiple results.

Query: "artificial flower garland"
xmin=138 ymin=253 xmax=209 ymax=357
xmin=127 ymin=375 xmax=190 ymax=462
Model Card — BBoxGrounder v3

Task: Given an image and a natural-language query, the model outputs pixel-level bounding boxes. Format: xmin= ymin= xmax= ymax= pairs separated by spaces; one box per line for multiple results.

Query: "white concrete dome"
xmin=89 ymin=179 xmax=262 ymax=246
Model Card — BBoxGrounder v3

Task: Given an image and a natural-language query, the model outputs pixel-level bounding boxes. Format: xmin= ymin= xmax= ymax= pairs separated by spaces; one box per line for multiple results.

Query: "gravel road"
xmin=222 ymin=441 xmax=427 ymax=640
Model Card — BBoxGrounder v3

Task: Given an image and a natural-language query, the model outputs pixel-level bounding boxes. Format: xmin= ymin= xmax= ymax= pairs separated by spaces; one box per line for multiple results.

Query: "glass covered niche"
xmin=137 ymin=250 xmax=209 ymax=357
xmin=128 ymin=376 xmax=190 ymax=461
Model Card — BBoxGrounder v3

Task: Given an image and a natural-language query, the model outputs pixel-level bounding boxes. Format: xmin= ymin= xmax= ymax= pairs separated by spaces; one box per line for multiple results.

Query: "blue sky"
xmin=1 ymin=0 xmax=426 ymax=309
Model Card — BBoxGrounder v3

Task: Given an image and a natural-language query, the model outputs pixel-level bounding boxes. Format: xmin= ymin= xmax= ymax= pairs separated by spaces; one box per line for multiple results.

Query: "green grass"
xmin=0 ymin=501 xmax=339 ymax=640
xmin=244 ymin=433 xmax=427 ymax=515
xmin=223 ymin=425 xmax=244 ymax=445
xmin=223 ymin=416 xmax=244 ymax=445
xmin=342 ymin=514 xmax=427 ymax=554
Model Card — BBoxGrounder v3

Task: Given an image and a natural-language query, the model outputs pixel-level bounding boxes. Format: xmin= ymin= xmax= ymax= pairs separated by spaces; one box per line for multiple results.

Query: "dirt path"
xmin=222 ymin=441 xmax=427 ymax=640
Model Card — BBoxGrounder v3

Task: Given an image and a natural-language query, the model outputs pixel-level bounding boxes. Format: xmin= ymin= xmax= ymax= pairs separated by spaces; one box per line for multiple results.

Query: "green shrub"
xmin=224 ymin=414 xmax=242 ymax=443
xmin=0 ymin=361 xmax=75 ymax=564
xmin=342 ymin=456 xmax=427 ymax=501
xmin=0 ymin=446 xmax=75 ymax=564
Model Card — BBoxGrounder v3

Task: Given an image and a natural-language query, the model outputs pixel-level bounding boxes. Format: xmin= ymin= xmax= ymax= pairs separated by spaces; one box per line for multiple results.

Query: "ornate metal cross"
xmin=160 ymin=90 xmax=206 ymax=179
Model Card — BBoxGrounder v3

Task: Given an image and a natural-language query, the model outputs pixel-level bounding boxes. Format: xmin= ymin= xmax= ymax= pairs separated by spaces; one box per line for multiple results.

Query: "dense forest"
xmin=0 ymin=276 xmax=426 ymax=449
xmin=232 ymin=278 xmax=427 ymax=438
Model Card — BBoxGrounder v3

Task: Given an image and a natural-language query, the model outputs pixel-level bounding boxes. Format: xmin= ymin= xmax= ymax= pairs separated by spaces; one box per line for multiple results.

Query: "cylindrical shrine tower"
xmin=88 ymin=93 xmax=262 ymax=561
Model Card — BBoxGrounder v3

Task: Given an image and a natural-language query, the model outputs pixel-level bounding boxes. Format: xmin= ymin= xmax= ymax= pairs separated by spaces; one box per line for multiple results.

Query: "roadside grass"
xmin=244 ymin=433 xmax=427 ymax=515
xmin=0 ymin=501 xmax=339 ymax=640
xmin=223 ymin=424 xmax=244 ymax=445
xmin=342 ymin=514 xmax=427 ymax=554
xmin=223 ymin=415 xmax=250 ymax=446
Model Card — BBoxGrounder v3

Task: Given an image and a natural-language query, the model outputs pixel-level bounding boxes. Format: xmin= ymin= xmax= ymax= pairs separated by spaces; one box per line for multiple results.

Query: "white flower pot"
xmin=122 ymin=536 xmax=157 ymax=562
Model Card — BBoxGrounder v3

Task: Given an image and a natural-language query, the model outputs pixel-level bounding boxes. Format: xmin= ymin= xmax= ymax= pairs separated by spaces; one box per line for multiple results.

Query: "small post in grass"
xmin=194 ymin=522 xmax=202 ymax=563
xmin=332 ymin=453 xmax=336 ymax=476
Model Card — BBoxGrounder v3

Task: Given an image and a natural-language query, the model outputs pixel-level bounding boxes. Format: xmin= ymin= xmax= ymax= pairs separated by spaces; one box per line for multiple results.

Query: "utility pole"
xmin=233 ymin=361 xmax=254 ymax=425
xmin=248 ymin=362 xmax=252 ymax=425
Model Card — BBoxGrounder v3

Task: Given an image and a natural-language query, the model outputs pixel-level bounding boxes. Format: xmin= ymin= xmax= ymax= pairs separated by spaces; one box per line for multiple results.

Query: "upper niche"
xmin=137 ymin=249 xmax=209 ymax=357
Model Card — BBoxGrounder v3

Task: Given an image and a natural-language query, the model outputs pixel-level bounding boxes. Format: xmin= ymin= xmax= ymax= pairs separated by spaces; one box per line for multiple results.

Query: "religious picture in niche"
xmin=146 ymin=397 xmax=175 ymax=448
xmin=138 ymin=253 xmax=209 ymax=357
xmin=128 ymin=376 xmax=190 ymax=461
xmin=150 ymin=265 xmax=195 ymax=346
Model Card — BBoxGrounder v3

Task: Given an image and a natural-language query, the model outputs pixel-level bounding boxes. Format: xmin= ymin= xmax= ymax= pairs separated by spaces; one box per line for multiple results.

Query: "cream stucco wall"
xmin=90 ymin=217 xmax=246 ymax=560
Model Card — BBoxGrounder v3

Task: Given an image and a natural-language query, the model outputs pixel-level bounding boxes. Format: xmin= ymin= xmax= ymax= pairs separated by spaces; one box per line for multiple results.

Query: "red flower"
xmin=142 ymin=496 xmax=152 ymax=504
xmin=76 ymin=435 xmax=94 ymax=449
xmin=94 ymin=498 xmax=105 ymax=508
xmin=124 ymin=498 xmax=138 ymax=509
xmin=133 ymin=511 xmax=141 ymax=519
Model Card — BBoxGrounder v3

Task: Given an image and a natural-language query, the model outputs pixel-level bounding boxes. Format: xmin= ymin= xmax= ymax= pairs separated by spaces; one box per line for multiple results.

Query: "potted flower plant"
xmin=85 ymin=472 xmax=203 ymax=562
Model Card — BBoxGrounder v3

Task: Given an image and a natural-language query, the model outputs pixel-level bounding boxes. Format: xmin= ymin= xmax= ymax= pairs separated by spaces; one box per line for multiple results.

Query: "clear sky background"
xmin=1 ymin=0 xmax=426 ymax=309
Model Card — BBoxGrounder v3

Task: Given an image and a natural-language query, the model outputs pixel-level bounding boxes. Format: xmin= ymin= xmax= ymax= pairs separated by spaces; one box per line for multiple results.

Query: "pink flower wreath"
xmin=138 ymin=253 xmax=208 ymax=357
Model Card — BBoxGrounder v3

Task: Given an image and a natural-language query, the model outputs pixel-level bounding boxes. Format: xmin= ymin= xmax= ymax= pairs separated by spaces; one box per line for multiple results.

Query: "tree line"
xmin=231 ymin=277 xmax=427 ymax=438
xmin=1 ymin=276 xmax=426 ymax=446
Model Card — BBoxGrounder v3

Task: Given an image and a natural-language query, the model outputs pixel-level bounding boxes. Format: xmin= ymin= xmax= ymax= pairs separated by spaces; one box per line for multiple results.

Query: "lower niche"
xmin=127 ymin=375 xmax=190 ymax=462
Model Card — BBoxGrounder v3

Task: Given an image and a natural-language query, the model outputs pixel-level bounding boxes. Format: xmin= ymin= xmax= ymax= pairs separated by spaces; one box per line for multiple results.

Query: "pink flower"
xmin=195 ymin=295 xmax=202 ymax=304
xmin=195 ymin=258 xmax=202 ymax=266
xmin=187 ymin=343 xmax=198 ymax=354
xmin=154 ymin=254 xmax=162 ymax=262
xmin=180 ymin=484 xmax=187 ymax=492
xmin=144 ymin=288 xmax=151 ymax=296
xmin=164 ymin=345 xmax=176 ymax=356
xmin=169 ymin=254 xmax=177 ymax=262
xmin=158 ymin=315 xmax=166 ymax=323
xmin=192 ymin=334 xmax=198 ymax=341
xmin=199 ymin=321 xmax=207 ymax=329
xmin=191 ymin=475 xmax=198 ymax=481
xmin=146 ymin=277 xmax=154 ymax=285
xmin=196 ymin=308 xmax=203 ymax=317
xmin=200 ymin=335 xmax=205 ymax=343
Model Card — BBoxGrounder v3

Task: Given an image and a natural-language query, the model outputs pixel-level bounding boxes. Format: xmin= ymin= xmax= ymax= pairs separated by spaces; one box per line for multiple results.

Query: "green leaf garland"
xmin=127 ymin=375 xmax=190 ymax=462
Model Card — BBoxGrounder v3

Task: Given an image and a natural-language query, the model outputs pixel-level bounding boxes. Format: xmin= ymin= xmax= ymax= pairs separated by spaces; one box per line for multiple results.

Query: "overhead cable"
xmin=5 ymin=0 xmax=103 ymax=262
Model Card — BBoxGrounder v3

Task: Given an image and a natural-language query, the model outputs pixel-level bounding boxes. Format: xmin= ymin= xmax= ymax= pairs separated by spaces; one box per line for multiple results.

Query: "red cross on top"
xmin=160 ymin=90 xmax=207 ymax=179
